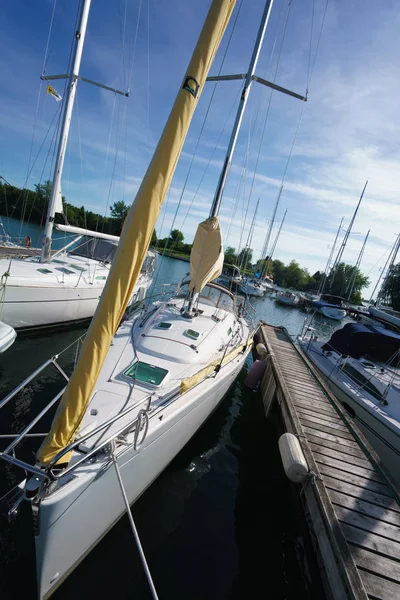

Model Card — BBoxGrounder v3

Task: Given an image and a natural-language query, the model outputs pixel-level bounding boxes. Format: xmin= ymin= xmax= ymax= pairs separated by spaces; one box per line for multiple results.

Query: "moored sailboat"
xmin=0 ymin=1 xmax=154 ymax=330
xmin=0 ymin=0 xmax=310 ymax=596
xmin=0 ymin=1 xmax=248 ymax=597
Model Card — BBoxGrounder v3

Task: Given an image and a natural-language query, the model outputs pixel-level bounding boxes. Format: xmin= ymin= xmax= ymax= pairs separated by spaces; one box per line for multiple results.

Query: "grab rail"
xmin=47 ymin=394 xmax=152 ymax=470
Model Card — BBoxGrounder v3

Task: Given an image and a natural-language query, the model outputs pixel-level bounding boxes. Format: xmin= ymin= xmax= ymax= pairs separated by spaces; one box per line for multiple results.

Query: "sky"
xmin=0 ymin=0 xmax=399 ymax=296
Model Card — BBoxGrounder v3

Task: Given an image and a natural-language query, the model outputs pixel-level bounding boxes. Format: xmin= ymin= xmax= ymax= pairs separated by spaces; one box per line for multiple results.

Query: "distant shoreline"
xmin=155 ymin=249 xmax=190 ymax=263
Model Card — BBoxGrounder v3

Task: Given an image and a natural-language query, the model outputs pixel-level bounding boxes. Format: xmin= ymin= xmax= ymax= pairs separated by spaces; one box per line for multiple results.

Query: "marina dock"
xmin=255 ymin=323 xmax=400 ymax=600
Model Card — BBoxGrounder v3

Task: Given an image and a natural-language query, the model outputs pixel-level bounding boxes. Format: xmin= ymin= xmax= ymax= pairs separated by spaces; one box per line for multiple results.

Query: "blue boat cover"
xmin=322 ymin=322 xmax=400 ymax=365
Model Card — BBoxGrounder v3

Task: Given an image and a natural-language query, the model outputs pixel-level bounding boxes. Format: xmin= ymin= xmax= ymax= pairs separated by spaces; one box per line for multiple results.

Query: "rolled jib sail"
xmin=189 ymin=216 xmax=224 ymax=294
xmin=37 ymin=0 xmax=237 ymax=466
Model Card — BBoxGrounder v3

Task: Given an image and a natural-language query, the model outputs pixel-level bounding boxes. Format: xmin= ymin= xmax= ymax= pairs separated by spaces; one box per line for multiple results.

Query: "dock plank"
xmin=334 ymin=505 xmax=400 ymax=542
xmin=297 ymin=412 xmax=350 ymax=432
xmin=316 ymin=463 xmax=392 ymax=497
xmin=293 ymin=399 xmax=343 ymax=419
xmin=300 ymin=419 xmax=355 ymax=440
xmin=323 ymin=476 xmax=400 ymax=513
xmin=306 ymin=433 xmax=369 ymax=460
xmin=314 ymin=453 xmax=384 ymax=483
xmin=349 ymin=546 xmax=400 ymax=584
xmin=329 ymin=489 xmax=400 ymax=527
xmin=302 ymin=426 xmax=361 ymax=449
xmin=295 ymin=405 xmax=342 ymax=423
xmin=309 ymin=442 xmax=373 ymax=470
xmin=360 ymin=570 xmax=400 ymax=599
xmin=342 ymin=523 xmax=400 ymax=560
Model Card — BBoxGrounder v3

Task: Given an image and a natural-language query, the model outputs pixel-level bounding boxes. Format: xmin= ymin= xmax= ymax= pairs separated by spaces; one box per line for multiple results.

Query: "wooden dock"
xmin=256 ymin=323 xmax=400 ymax=600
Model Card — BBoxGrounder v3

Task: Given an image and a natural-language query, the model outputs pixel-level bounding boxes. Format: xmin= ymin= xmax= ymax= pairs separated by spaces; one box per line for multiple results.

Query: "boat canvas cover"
xmin=322 ymin=322 xmax=400 ymax=365
xmin=189 ymin=217 xmax=224 ymax=293
xmin=70 ymin=236 xmax=118 ymax=262
xmin=37 ymin=0 xmax=236 ymax=466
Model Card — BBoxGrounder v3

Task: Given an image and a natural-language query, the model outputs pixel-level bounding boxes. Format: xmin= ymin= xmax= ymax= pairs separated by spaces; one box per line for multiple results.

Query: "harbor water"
xmin=0 ymin=253 xmax=346 ymax=599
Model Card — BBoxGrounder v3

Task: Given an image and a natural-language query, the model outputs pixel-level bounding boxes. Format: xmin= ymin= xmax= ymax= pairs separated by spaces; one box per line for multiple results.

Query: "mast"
xmin=318 ymin=218 xmax=344 ymax=295
xmin=209 ymin=0 xmax=275 ymax=218
xmin=40 ymin=0 xmax=92 ymax=263
xmin=328 ymin=180 xmax=368 ymax=290
xmin=346 ymin=229 xmax=370 ymax=301
xmin=239 ymin=198 xmax=259 ymax=271
xmin=260 ymin=184 xmax=282 ymax=278
xmin=265 ymin=208 xmax=286 ymax=275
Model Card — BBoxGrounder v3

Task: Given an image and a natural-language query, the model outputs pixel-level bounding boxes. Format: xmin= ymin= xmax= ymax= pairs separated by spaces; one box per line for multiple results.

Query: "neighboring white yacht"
xmin=275 ymin=290 xmax=299 ymax=307
xmin=299 ymin=318 xmax=400 ymax=488
xmin=240 ymin=278 xmax=264 ymax=297
xmin=0 ymin=0 xmax=155 ymax=331
xmin=311 ymin=293 xmax=347 ymax=320
xmin=0 ymin=226 xmax=155 ymax=329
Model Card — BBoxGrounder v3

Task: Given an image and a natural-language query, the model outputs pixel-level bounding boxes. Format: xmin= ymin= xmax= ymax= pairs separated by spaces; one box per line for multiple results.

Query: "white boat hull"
xmin=318 ymin=306 xmax=346 ymax=320
xmin=35 ymin=349 xmax=249 ymax=599
xmin=321 ymin=377 xmax=400 ymax=487
xmin=298 ymin=340 xmax=400 ymax=488
xmin=2 ymin=279 xmax=151 ymax=329
xmin=276 ymin=296 xmax=298 ymax=307
xmin=0 ymin=320 xmax=16 ymax=352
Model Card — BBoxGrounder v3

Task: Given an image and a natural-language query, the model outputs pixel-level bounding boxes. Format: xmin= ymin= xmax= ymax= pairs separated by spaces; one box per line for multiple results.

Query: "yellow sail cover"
xmin=38 ymin=0 xmax=236 ymax=465
xmin=189 ymin=216 xmax=224 ymax=293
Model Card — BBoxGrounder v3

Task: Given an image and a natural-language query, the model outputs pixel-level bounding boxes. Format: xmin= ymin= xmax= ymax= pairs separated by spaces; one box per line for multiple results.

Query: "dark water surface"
xmin=0 ymin=255 xmax=345 ymax=599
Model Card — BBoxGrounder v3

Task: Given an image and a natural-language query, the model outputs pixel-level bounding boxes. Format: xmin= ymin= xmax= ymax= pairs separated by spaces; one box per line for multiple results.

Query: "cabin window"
xmin=69 ymin=264 xmax=86 ymax=272
xmin=227 ymin=327 xmax=232 ymax=336
xmin=341 ymin=364 xmax=384 ymax=403
xmin=37 ymin=268 xmax=52 ymax=274
xmin=157 ymin=321 xmax=172 ymax=330
xmin=95 ymin=276 xmax=107 ymax=280
xmin=124 ymin=362 xmax=168 ymax=386
xmin=185 ymin=329 xmax=200 ymax=340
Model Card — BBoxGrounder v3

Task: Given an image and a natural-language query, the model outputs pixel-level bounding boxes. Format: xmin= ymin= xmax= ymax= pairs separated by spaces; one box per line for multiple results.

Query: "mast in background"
xmin=346 ymin=229 xmax=370 ymax=302
xmin=40 ymin=0 xmax=92 ymax=263
xmin=328 ymin=181 xmax=368 ymax=290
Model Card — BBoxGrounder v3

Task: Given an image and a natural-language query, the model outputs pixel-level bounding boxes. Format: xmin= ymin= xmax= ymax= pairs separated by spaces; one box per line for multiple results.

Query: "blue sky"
xmin=1 ymin=0 xmax=399 ymax=295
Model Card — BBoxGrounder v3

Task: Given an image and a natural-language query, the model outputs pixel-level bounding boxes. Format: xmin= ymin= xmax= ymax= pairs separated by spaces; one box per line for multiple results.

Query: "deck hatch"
xmin=124 ymin=362 xmax=168 ymax=385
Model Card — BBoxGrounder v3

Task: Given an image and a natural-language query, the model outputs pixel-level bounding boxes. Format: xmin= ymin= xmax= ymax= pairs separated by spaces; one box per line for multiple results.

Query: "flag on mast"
xmin=46 ymin=84 xmax=62 ymax=102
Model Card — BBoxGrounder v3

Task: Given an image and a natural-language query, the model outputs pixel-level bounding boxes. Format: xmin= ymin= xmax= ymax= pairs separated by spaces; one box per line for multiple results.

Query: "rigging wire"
xmin=99 ymin=0 xmax=143 ymax=230
xmin=257 ymin=0 xmax=329 ymax=263
xmin=244 ymin=0 xmax=292 ymax=212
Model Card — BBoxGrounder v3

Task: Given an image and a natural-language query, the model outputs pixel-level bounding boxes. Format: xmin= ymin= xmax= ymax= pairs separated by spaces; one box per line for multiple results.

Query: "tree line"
xmin=0 ymin=180 xmax=129 ymax=236
xmin=379 ymin=264 xmax=400 ymax=311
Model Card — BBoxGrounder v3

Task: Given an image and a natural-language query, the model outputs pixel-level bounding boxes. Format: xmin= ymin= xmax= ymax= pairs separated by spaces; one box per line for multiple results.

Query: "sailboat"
xmin=311 ymin=183 xmax=367 ymax=321
xmin=0 ymin=1 xmax=154 ymax=330
xmin=0 ymin=0 xmax=308 ymax=597
xmin=298 ymin=314 xmax=400 ymax=488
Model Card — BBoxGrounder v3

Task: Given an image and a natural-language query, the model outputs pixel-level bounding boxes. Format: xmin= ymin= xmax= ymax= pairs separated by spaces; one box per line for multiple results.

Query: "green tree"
xmin=237 ymin=247 xmax=253 ymax=270
xmin=271 ymin=259 xmax=286 ymax=286
xmin=224 ymin=246 xmax=236 ymax=265
xmin=379 ymin=263 xmax=400 ymax=310
xmin=169 ymin=229 xmax=184 ymax=247
xmin=110 ymin=200 xmax=130 ymax=220
xmin=326 ymin=262 xmax=370 ymax=302
xmin=150 ymin=228 xmax=157 ymax=246
xmin=284 ymin=260 xmax=310 ymax=289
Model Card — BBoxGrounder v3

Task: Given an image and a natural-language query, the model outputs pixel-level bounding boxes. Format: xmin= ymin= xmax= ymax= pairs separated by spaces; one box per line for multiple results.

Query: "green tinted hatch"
xmin=185 ymin=329 xmax=199 ymax=340
xmin=124 ymin=361 xmax=168 ymax=385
